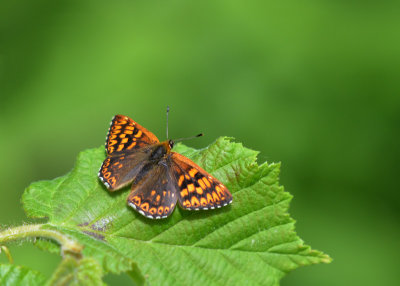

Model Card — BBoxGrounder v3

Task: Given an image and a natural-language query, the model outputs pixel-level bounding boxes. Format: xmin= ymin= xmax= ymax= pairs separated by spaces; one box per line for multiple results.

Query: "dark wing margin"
xmin=105 ymin=115 xmax=159 ymax=155
xmin=170 ymin=152 xmax=232 ymax=211
xmin=127 ymin=162 xmax=179 ymax=219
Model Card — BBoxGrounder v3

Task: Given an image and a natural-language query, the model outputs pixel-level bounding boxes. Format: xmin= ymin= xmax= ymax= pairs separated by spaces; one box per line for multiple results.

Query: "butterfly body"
xmin=98 ymin=115 xmax=232 ymax=219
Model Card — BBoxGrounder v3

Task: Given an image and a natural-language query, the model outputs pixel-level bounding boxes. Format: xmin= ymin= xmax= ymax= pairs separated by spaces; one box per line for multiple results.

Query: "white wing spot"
xmin=128 ymin=202 xmax=137 ymax=209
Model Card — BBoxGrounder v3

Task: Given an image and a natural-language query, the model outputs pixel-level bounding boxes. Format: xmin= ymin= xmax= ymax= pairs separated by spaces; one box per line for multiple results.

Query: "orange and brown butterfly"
xmin=98 ymin=114 xmax=232 ymax=219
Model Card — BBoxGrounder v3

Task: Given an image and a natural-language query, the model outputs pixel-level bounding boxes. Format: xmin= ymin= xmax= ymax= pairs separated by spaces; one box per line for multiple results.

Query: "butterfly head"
xmin=159 ymin=140 xmax=174 ymax=155
xmin=168 ymin=139 xmax=174 ymax=149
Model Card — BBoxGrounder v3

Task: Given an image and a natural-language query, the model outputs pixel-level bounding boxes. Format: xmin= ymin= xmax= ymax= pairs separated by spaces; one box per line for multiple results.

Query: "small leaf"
xmin=22 ymin=137 xmax=331 ymax=285
xmin=46 ymin=255 xmax=103 ymax=286
xmin=0 ymin=264 xmax=46 ymax=286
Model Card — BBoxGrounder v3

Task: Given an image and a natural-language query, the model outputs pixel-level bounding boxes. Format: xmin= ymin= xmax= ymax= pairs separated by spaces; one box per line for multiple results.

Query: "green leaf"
xmin=22 ymin=137 xmax=331 ymax=285
xmin=0 ymin=264 xmax=46 ymax=286
xmin=46 ymin=255 xmax=103 ymax=286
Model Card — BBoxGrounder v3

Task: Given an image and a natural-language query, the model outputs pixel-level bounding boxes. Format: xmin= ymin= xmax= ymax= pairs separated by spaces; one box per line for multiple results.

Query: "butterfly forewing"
xmin=127 ymin=162 xmax=178 ymax=219
xmin=171 ymin=152 xmax=233 ymax=211
xmin=105 ymin=115 xmax=159 ymax=155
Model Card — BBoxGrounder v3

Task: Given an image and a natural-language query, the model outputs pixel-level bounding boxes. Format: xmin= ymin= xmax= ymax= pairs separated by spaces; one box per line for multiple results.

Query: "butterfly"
xmin=98 ymin=114 xmax=232 ymax=219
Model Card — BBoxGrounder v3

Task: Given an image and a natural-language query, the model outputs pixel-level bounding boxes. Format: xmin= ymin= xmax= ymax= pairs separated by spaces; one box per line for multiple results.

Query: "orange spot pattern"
xmin=99 ymin=114 xmax=233 ymax=219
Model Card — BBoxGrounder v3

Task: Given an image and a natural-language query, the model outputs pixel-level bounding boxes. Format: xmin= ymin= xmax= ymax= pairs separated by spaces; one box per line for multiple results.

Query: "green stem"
xmin=0 ymin=224 xmax=82 ymax=254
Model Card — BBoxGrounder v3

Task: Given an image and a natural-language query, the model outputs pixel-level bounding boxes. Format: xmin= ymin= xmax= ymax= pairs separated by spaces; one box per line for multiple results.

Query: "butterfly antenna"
xmin=174 ymin=133 xmax=203 ymax=142
xmin=166 ymin=106 xmax=170 ymax=139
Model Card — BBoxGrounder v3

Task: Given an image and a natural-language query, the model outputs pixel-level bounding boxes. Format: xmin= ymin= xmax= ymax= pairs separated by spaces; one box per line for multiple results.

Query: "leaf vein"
xmin=192 ymin=197 xmax=290 ymax=247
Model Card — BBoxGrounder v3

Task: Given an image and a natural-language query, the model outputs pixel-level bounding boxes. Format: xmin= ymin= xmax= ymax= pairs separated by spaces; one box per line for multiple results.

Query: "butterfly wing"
xmin=127 ymin=161 xmax=178 ymax=219
xmin=105 ymin=115 xmax=159 ymax=155
xmin=99 ymin=115 xmax=160 ymax=190
xmin=98 ymin=150 xmax=151 ymax=191
xmin=170 ymin=152 xmax=232 ymax=210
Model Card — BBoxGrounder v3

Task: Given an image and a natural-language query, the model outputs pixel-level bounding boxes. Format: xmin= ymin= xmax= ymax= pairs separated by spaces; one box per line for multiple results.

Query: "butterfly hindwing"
xmin=98 ymin=151 xmax=150 ymax=191
xmin=127 ymin=162 xmax=178 ymax=219
xmin=171 ymin=152 xmax=233 ymax=210
xmin=105 ymin=115 xmax=159 ymax=155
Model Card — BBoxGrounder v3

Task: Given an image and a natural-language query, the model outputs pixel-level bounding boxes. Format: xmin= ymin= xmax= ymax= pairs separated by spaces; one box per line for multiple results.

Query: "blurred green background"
xmin=1 ymin=1 xmax=399 ymax=285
